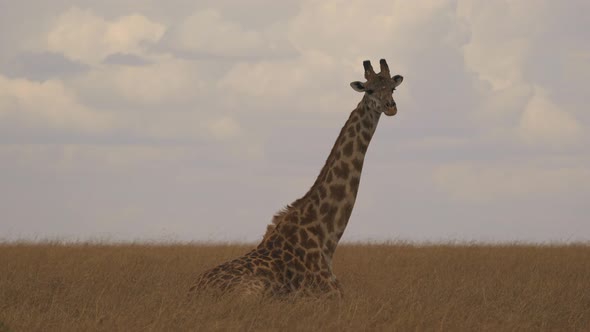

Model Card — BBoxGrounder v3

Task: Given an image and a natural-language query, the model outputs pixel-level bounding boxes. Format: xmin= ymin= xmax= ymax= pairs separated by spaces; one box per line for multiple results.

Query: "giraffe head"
xmin=350 ymin=59 xmax=403 ymax=116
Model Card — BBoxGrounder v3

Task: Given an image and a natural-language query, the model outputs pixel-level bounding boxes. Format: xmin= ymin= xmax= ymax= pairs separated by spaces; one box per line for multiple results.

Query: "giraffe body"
xmin=190 ymin=59 xmax=403 ymax=297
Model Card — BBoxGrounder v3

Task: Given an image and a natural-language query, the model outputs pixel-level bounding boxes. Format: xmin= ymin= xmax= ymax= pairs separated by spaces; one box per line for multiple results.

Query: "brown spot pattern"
xmin=326 ymin=170 xmax=333 ymax=183
xmin=343 ymin=141 xmax=354 ymax=157
xmin=357 ymin=138 xmax=368 ymax=154
xmin=352 ymin=158 xmax=363 ymax=172
xmin=307 ymin=224 xmax=325 ymax=241
xmin=329 ymin=184 xmax=346 ymax=200
xmin=349 ymin=176 xmax=360 ymax=192
xmin=333 ymin=162 xmax=350 ymax=179
xmin=300 ymin=207 xmax=317 ymax=225
xmin=342 ymin=203 xmax=354 ymax=220
xmin=318 ymin=185 xmax=327 ymax=199
xmin=320 ymin=202 xmax=330 ymax=214
xmin=347 ymin=126 xmax=356 ymax=138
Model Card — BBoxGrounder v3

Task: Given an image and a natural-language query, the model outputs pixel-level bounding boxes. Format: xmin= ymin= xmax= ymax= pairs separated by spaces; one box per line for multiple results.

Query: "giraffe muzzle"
xmin=384 ymin=102 xmax=397 ymax=116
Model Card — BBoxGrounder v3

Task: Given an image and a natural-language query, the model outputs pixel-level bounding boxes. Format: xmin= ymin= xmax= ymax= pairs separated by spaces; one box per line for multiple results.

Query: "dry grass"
xmin=1 ymin=242 xmax=589 ymax=331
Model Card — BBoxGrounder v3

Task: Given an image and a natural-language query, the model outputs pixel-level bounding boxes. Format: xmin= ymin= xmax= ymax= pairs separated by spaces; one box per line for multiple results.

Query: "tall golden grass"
xmin=1 ymin=242 xmax=589 ymax=331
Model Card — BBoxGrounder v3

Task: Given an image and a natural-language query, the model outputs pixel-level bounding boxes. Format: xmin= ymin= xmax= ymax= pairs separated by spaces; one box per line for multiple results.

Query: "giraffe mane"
xmin=262 ymin=206 xmax=289 ymax=240
xmin=262 ymin=195 xmax=308 ymax=240
xmin=262 ymin=110 xmax=358 ymax=241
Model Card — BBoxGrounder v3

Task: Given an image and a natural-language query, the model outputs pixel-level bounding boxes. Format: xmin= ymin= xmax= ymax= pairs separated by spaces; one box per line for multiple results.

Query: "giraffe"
xmin=189 ymin=59 xmax=404 ymax=298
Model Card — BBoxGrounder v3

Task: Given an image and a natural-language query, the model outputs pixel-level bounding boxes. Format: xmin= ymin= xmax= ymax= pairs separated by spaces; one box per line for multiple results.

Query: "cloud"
xmin=72 ymin=56 xmax=199 ymax=106
xmin=62 ymin=55 xmax=247 ymax=143
xmin=0 ymin=75 xmax=111 ymax=133
xmin=165 ymin=8 xmax=293 ymax=58
xmin=434 ymin=159 xmax=590 ymax=201
xmin=459 ymin=0 xmax=538 ymax=136
xmin=102 ymin=53 xmax=151 ymax=66
xmin=47 ymin=7 xmax=166 ymax=64
xmin=460 ymin=1 xmax=535 ymax=90
xmin=0 ymin=62 xmax=239 ymax=144
xmin=0 ymin=143 xmax=191 ymax=173
xmin=217 ymin=50 xmax=364 ymax=116
xmin=518 ymin=86 xmax=583 ymax=146
xmin=459 ymin=0 xmax=588 ymax=149
xmin=284 ymin=0 xmax=475 ymax=137
xmin=1 ymin=52 xmax=89 ymax=81
xmin=205 ymin=115 xmax=241 ymax=140
xmin=219 ymin=58 xmax=308 ymax=98
xmin=171 ymin=9 xmax=263 ymax=56
xmin=289 ymin=0 xmax=467 ymax=60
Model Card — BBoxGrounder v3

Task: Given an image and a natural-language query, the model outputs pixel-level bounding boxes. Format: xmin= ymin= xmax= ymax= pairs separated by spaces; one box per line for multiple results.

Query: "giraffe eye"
xmin=366 ymin=89 xmax=374 ymax=95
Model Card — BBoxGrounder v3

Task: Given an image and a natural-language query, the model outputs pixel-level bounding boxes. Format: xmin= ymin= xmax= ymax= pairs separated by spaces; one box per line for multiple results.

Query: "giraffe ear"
xmin=350 ymin=81 xmax=366 ymax=92
xmin=392 ymin=75 xmax=404 ymax=87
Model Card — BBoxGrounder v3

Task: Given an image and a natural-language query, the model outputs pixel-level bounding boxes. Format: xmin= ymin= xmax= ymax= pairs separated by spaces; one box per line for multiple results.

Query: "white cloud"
xmin=205 ymin=115 xmax=241 ymax=140
xmin=0 ymin=75 xmax=111 ymax=132
xmin=0 ymin=144 xmax=191 ymax=172
xmin=434 ymin=160 xmax=590 ymax=201
xmin=66 ymin=56 xmax=248 ymax=142
xmin=464 ymin=38 xmax=528 ymax=91
xmin=59 ymin=144 xmax=191 ymax=170
xmin=217 ymin=50 xmax=362 ymax=115
xmin=519 ymin=87 xmax=583 ymax=146
xmin=168 ymin=8 xmax=288 ymax=57
xmin=47 ymin=7 xmax=166 ymax=64
xmin=289 ymin=0 xmax=465 ymax=60
xmin=219 ymin=58 xmax=307 ymax=98
xmin=460 ymin=1 xmax=536 ymax=90
xmin=73 ymin=55 xmax=199 ymax=105
xmin=459 ymin=0 xmax=588 ymax=148
xmin=565 ymin=51 xmax=590 ymax=80
xmin=1 ymin=58 xmax=229 ymax=143
xmin=215 ymin=0 xmax=466 ymax=102
xmin=280 ymin=0 xmax=466 ymax=119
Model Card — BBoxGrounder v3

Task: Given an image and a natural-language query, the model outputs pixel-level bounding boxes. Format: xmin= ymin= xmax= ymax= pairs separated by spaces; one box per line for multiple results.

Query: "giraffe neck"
xmin=307 ymin=98 xmax=381 ymax=259
xmin=261 ymin=97 xmax=382 ymax=269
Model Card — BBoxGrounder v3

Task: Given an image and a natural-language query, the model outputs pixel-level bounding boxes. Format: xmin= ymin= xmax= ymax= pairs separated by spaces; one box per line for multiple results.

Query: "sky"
xmin=0 ymin=0 xmax=589 ymax=243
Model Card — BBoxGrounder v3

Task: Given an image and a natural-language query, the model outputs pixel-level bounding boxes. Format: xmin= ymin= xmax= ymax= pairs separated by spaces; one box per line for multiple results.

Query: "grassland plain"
xmin=0 ymin=242 xmax=589 ymax=331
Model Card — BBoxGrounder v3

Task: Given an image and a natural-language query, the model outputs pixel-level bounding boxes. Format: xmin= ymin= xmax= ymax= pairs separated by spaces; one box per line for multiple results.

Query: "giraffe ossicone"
xmin=189 ymin=59 xmax=404 ymax=298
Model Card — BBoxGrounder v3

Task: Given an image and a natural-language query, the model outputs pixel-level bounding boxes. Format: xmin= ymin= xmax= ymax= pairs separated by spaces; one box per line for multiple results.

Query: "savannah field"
xmin=0 ymin=242 xmax=589 ymax=331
